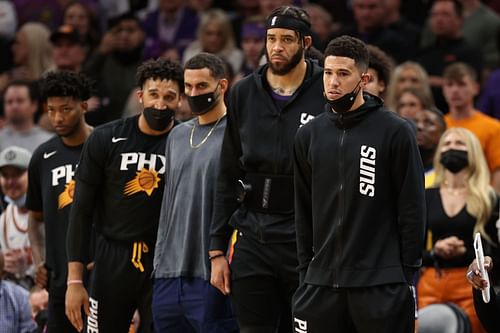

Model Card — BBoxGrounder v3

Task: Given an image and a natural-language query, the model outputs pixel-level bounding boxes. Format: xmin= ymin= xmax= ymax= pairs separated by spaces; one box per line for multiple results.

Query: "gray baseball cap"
xmin=0 ymin=146 xmax=32 ymax=170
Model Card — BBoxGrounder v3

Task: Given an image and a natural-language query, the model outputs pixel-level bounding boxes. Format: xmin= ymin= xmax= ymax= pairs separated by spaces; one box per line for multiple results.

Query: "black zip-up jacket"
xmin=294 ymin=94 xmax=425 ymax=287
xmin=209 ymin=60 xmax=325 ymax=251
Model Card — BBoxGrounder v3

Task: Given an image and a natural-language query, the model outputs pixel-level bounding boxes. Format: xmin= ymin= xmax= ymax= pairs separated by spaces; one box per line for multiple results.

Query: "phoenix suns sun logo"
xmin=124 ymin=168 xmax=161 ymax=196
xmin=58 ymin=180 xmax=75 ymax=209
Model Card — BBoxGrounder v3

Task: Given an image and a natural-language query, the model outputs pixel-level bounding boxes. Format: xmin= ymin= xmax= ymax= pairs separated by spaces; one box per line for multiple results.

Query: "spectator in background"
xmin=0 ymin=252 xmax=37 ymax=333
xmin=385 ymin=61 xmax=433 ymax=112
xmin=0 ymin=81 xmax=52 ymax=153
xmin=419 ymin=127 xmax=498 ymax=333
xmin=442 ymin=62 xmax=500 ymax=193
xmin=414 ymin=107 xmax=447 ymax=187
xmin=303 ymin=3 xmax=337 ymax=52
xmin=384 ymin=0 xmax=421 ymax=48
xmin=364 ymin=44 xmax=395 ymax=99
xmin=334 ymin=0 xmax=412 ymax=63
xmin=237 ymin=16 xmax=266 ymax=78
xmin=143 ymin=0 xmax=199 ymax=60
xmin=85 ymin=12 xmax=145 ymax=125
xmin=10 ymin=22 xmax=54 ymax=83
xmin=396 ymin=86 xmax=435 ymax=120
xmin=417 ymin=0 xmax=481 ymax=113
xmin=477 ymin=27 xmax=500 ymax=120
xmin=0 ymin=1 xmax=17 ymax=88
xmin=29 ymin=286 xmax=49 ymax=332
xmin=50 ymin=25 xmax=87 ymax=73
xmin=421 ymin=0 xmax=500 ymax=72
xmin=183 ymin=9 xmax=244 ymax=75
xmin=0 ymin=146 xmax=34 ymax=290
xmin=62 ymin=1 xmax=101 ymax=65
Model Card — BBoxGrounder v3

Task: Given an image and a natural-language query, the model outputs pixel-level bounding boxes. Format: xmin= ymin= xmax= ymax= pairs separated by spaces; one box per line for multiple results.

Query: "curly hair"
xmin=367 ymin=45 xmax=395 ymax=91
xmin=324 ymin=35 xmax=369 ymax=72
xmin=136 ymin=58 xmax=183 ymax=91
xmin=40 ymin=70 xmax=93 ymax=101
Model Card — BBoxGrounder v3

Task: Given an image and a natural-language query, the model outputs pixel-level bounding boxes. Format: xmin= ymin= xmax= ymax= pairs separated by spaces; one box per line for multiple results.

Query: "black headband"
xmin=265 ymin=15 xmax=311 ymax=36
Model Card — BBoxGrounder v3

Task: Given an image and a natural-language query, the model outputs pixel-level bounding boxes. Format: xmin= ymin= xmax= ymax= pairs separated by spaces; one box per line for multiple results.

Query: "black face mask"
xmin=419 ymin=146 xmax=436 ymax=168
xmin=187 ymin=84 xmax=220 ymax=115
xmin=440 ymin=149 xmax=469 ymax=173
xmin=327 ymin=80 xmax=362 ymax=114
xmin=143 ymin=107 xmax=174 ymax=131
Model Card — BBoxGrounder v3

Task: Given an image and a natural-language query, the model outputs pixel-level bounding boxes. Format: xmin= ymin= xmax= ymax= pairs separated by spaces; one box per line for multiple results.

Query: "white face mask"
xmin=4 ymin=193 xmax=26 ymax=208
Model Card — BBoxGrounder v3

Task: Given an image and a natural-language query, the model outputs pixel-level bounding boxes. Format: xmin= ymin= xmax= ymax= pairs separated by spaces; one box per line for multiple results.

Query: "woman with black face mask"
xmin=418 ymin=127 xmax=500 ymax=333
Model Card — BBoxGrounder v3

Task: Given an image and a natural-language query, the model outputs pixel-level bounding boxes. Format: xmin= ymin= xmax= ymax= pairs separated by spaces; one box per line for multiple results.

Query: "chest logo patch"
xmin=58 ymin=180 xmax=75 ymax=209
xmin=124 ymin=168 xmax=161 ymax=197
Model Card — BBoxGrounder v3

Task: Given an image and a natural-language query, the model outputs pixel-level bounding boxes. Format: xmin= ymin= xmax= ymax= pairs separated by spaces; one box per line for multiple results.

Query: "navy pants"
xmin=152 ymin=277 xmax=239 ymax=333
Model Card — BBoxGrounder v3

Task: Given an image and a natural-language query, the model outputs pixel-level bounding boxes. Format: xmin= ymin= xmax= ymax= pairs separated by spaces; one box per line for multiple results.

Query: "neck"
xmin=449 ymin=105 xmax=475 ymax=120
xmin=266 ymin=59 xmax=307 ymax=95
xmin=9 ymin=120 xmax=33 ymax=133
xmin=61 ymin=123 xmax=93 ymax=146
xmin=443 ymin=170 xmax=468 ymax=188
xmin=348 ymin=87 xmax=365 ymax=112
xmin=198 ymin=103 xmax=226 ymax=125
xmin=138 ymin=114 xmax=174 ymax=135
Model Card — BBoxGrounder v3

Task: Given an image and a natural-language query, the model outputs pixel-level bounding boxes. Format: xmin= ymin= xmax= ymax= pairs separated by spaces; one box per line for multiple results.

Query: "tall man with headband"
xmin=209 ymin=5 xmax=325 ymax=333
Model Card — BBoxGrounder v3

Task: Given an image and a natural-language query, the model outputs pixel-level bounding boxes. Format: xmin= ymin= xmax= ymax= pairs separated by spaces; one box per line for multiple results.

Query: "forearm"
xmin=27 ymin=212 xmax=45 ymax=265
xmin=67 ymin=179 xmax=97 ymax=263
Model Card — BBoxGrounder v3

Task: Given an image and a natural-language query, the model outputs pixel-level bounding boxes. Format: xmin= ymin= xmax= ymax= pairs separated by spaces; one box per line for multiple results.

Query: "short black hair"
xmin=4 ymin=80 xmax=39 ymax=102
xmin=367 ymin=45 xmax=394 ymax=87
xmin=184 ymin=52 xmax=226 ymax=80
xmin=39 ymin=70 xmax=93 ymax=102
xmin=324 ymin=35 xmax=369 ymax=72
xmin=136 ymin=58 xmax=184 ymax=92
xmin=107 ymin=11 xmax=142 ymax=30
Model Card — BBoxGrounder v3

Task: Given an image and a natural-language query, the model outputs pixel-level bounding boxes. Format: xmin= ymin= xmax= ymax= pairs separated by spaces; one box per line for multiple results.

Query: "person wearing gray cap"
xmin=0 ymin=145 xmax=35 ymax=289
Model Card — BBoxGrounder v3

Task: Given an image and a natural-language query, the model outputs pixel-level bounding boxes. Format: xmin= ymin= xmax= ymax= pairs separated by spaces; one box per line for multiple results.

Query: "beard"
xmin=266 ymin=45 xmax=304 ymax=76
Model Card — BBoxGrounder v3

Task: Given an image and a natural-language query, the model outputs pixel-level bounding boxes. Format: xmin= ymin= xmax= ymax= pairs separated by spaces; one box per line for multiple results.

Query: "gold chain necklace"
xmin=190 ymin=115 xmax=224 ymax=149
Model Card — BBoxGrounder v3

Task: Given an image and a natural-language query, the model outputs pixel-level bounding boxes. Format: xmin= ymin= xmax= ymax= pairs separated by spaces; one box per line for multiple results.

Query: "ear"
xmin=360 ymin=72 xmax=371 ymax=87
xmin=136 ymin=90 xmax=143 ymax=104
xmin=303 ymin=36 xmax=312 ymax=49
xmin=219 ymin=78 xmax=229 ymax=95
xmin=472 ymin=80 xmax=480 ymax=97
xmin=81 ymin=101 xmax=88 ymax=113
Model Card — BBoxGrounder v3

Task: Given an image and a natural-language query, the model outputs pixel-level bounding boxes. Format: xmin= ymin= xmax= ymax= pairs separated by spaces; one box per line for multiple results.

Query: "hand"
xmin=434 ymin=236 xmax=466 ymax=259
xmin=35 ymin=263 xmax=48 ymax=288
xmin=65 ymin=283 xmax=90 ymax=332
xmin=210 ymin=253 xmax=231 ymax=295
xmin=467 ymin=256 xmax=493 ymax=290
xmin=3 ymin=249 xmax=27 ymax=274
xmin=98 ymin=30 xmax=116 ymax=54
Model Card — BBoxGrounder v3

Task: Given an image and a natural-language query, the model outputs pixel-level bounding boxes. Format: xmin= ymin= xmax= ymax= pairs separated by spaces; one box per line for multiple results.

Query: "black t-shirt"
xmin=74 ymin=115 xmax=169 ymax=245
xmin=26 ymin=136 xmax=84 ymax=288
xmin=425 ymin=187 xmax=499 ymax=268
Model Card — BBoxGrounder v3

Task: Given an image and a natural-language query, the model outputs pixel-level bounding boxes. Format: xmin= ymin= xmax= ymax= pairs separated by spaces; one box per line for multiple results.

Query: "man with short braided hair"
xmin=209 ymin=5 xmax=325 ymax=333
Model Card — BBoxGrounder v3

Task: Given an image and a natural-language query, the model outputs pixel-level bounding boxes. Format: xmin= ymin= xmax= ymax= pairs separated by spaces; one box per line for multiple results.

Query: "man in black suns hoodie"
xmin=292 ymin=35 xmax=426 ymax=333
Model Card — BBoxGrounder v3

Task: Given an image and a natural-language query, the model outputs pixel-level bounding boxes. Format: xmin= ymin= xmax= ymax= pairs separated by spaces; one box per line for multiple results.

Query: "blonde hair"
xmin=433 ymin=128 xmax=496 ymax=243
xmin=386 ymin=61 xmax=433 ymax=111
xmin=198 ymin=9 xmax=236 ymax=54
xmin=17 ymin=22 xmax=54 ymax=80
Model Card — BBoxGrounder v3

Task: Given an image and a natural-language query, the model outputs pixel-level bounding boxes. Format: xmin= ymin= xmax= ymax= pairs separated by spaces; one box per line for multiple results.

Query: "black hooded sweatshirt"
xmin=294 ymin=93 xmax=426 ymax=287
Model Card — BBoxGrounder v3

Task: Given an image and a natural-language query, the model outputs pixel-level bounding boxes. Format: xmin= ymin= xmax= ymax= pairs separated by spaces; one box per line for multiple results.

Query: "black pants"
xmin=293 ymin=283 xmax=415 ymax=333
xmin=47 ymin=285 xmax=79 ymax=333
xmin=87 ymin=236 xmax=153 ymax=333
xmin=230 ymin=231 xmax=299 ymax=333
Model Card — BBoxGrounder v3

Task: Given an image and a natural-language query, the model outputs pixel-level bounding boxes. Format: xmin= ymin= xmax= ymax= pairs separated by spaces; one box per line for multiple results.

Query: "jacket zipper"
xmin=333 ymin=127 xmax=346 ymax=288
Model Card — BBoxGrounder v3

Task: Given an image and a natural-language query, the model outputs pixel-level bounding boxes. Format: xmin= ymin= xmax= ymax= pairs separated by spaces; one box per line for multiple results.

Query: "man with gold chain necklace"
xmin=151 ymin=52 xmax=238 ymax=332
